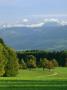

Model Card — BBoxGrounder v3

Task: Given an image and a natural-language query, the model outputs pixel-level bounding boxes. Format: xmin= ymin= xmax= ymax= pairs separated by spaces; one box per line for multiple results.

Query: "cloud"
xmin=1 ymin=22 xmax=44 ymax=28
xmin=22 ymin=19 xmax=29 ymax=23
xmin=1 ymin=18 xmax=67 ymax=28
xmin=43 ymin=18 xmax=67 ymax=25
xmin=44 ymin=18 xmax=60 ymax=23
xmin=61 ymin=21 xmax=67 ymax=25
xmin=25 ymin=22 xmax=44 ymax=28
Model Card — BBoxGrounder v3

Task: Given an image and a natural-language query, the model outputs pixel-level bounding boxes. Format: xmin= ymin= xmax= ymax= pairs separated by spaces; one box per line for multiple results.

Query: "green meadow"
xmin=0 ymin=67 xmax=67 ymax=90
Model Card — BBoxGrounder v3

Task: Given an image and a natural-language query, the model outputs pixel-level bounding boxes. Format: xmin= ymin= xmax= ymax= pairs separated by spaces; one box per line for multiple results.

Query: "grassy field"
xmin=17 ymin=67 xmax=67 ymax=80
xmin=0 ymin=67 xmax=67 ymax=90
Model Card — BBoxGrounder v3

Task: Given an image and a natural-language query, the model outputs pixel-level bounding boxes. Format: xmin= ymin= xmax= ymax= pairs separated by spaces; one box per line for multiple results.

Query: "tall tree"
xmin=5 ymin=48 xmax=19 ymax=76
xmin=65 ymin=58 xmax=67 ymax=67
xmin=47 ymin=61 xmax=54 ymax=72
xmin=52 ymin=59 xmax=59 ymax=67
xmin=40 ymin=58 xmax=49 ymax=71
xmin=19 ymin=59 xmax=27 ymax=69
xmin=0 ymin=44 xmax=7 ymax=76
xmin=27 ymin=55 xmax=36 ymax=70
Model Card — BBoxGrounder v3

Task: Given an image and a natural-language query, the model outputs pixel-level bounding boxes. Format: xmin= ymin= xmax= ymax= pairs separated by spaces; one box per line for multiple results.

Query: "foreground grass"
xmin=0 ymin=80 xmax=67 ymax=90
xmin=0 ymin=67 xmax=67 ymax=90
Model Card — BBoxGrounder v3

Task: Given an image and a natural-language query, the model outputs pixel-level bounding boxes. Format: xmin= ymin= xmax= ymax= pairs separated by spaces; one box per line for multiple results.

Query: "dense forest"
xmin=17 ymin=50 xmax=67 ymax=68
xmin=0 ymin=38 xmax=67 ymax=77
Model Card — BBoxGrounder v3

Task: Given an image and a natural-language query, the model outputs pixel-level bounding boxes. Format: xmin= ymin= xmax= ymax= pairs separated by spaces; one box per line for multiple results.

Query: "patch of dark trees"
xmin=16 ymin=50 xmax=67 ymax=67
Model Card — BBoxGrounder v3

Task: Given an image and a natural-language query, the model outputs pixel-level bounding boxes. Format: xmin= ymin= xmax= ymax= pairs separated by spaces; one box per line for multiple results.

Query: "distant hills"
xmin=0 ymin=20 xmax=67 ymax=51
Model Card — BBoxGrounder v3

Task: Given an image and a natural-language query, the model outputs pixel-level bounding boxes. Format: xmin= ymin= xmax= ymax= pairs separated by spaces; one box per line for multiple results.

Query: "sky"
xmin=0 ymin=0 xmax=67 ymax=24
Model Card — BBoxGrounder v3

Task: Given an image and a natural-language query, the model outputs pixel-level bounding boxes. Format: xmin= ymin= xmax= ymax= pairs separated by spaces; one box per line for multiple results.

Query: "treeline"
xmin=17 ymin=50 xmax=67 ymax=68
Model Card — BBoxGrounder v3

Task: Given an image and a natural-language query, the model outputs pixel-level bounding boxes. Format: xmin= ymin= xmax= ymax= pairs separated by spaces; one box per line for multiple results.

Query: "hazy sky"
xmin=0 ymin=0 xmax=67 ymax=23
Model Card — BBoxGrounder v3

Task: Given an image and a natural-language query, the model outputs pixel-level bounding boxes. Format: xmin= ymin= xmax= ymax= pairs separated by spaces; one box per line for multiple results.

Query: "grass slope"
xmin=17 ymin=67 xmax=67 ymax=80
xmin=0 ymin=67 xmax=67 ymax=90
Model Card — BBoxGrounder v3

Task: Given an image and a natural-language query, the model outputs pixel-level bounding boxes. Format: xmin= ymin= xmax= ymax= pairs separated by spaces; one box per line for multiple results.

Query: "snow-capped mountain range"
xmin=0 ymin=18 xmax=67 ymax=28
xmin=0 ymin=18 xmax=67 ymax=51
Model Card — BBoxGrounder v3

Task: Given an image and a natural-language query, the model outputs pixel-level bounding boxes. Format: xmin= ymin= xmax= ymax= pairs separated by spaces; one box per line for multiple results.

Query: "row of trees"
xmin=17 ymin=50 xmax=67 ymax=67
xmin=19 ymin=55 xmax=59 ymax=71
xmin=40 ymin=58 xmax=58 ymax=71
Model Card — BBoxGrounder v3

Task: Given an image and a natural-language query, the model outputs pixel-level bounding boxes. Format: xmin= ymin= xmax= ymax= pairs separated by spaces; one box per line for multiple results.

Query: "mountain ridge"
xmin=0 ymin=19 xmax=67 ymax=28
xmin=0 ymin=20 xmax=67 ymax=51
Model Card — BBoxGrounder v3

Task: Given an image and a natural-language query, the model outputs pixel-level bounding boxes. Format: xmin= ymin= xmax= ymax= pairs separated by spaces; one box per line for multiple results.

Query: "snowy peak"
xmin=0 ymin=18 xmax=67 ymax=28
xmin=43 ymin=19 xmax=62 ymax=27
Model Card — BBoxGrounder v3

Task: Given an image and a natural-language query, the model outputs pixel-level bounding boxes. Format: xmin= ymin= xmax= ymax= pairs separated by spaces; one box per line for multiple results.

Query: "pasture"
xmin=0 ymin=67 xmax=67 ymax=90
